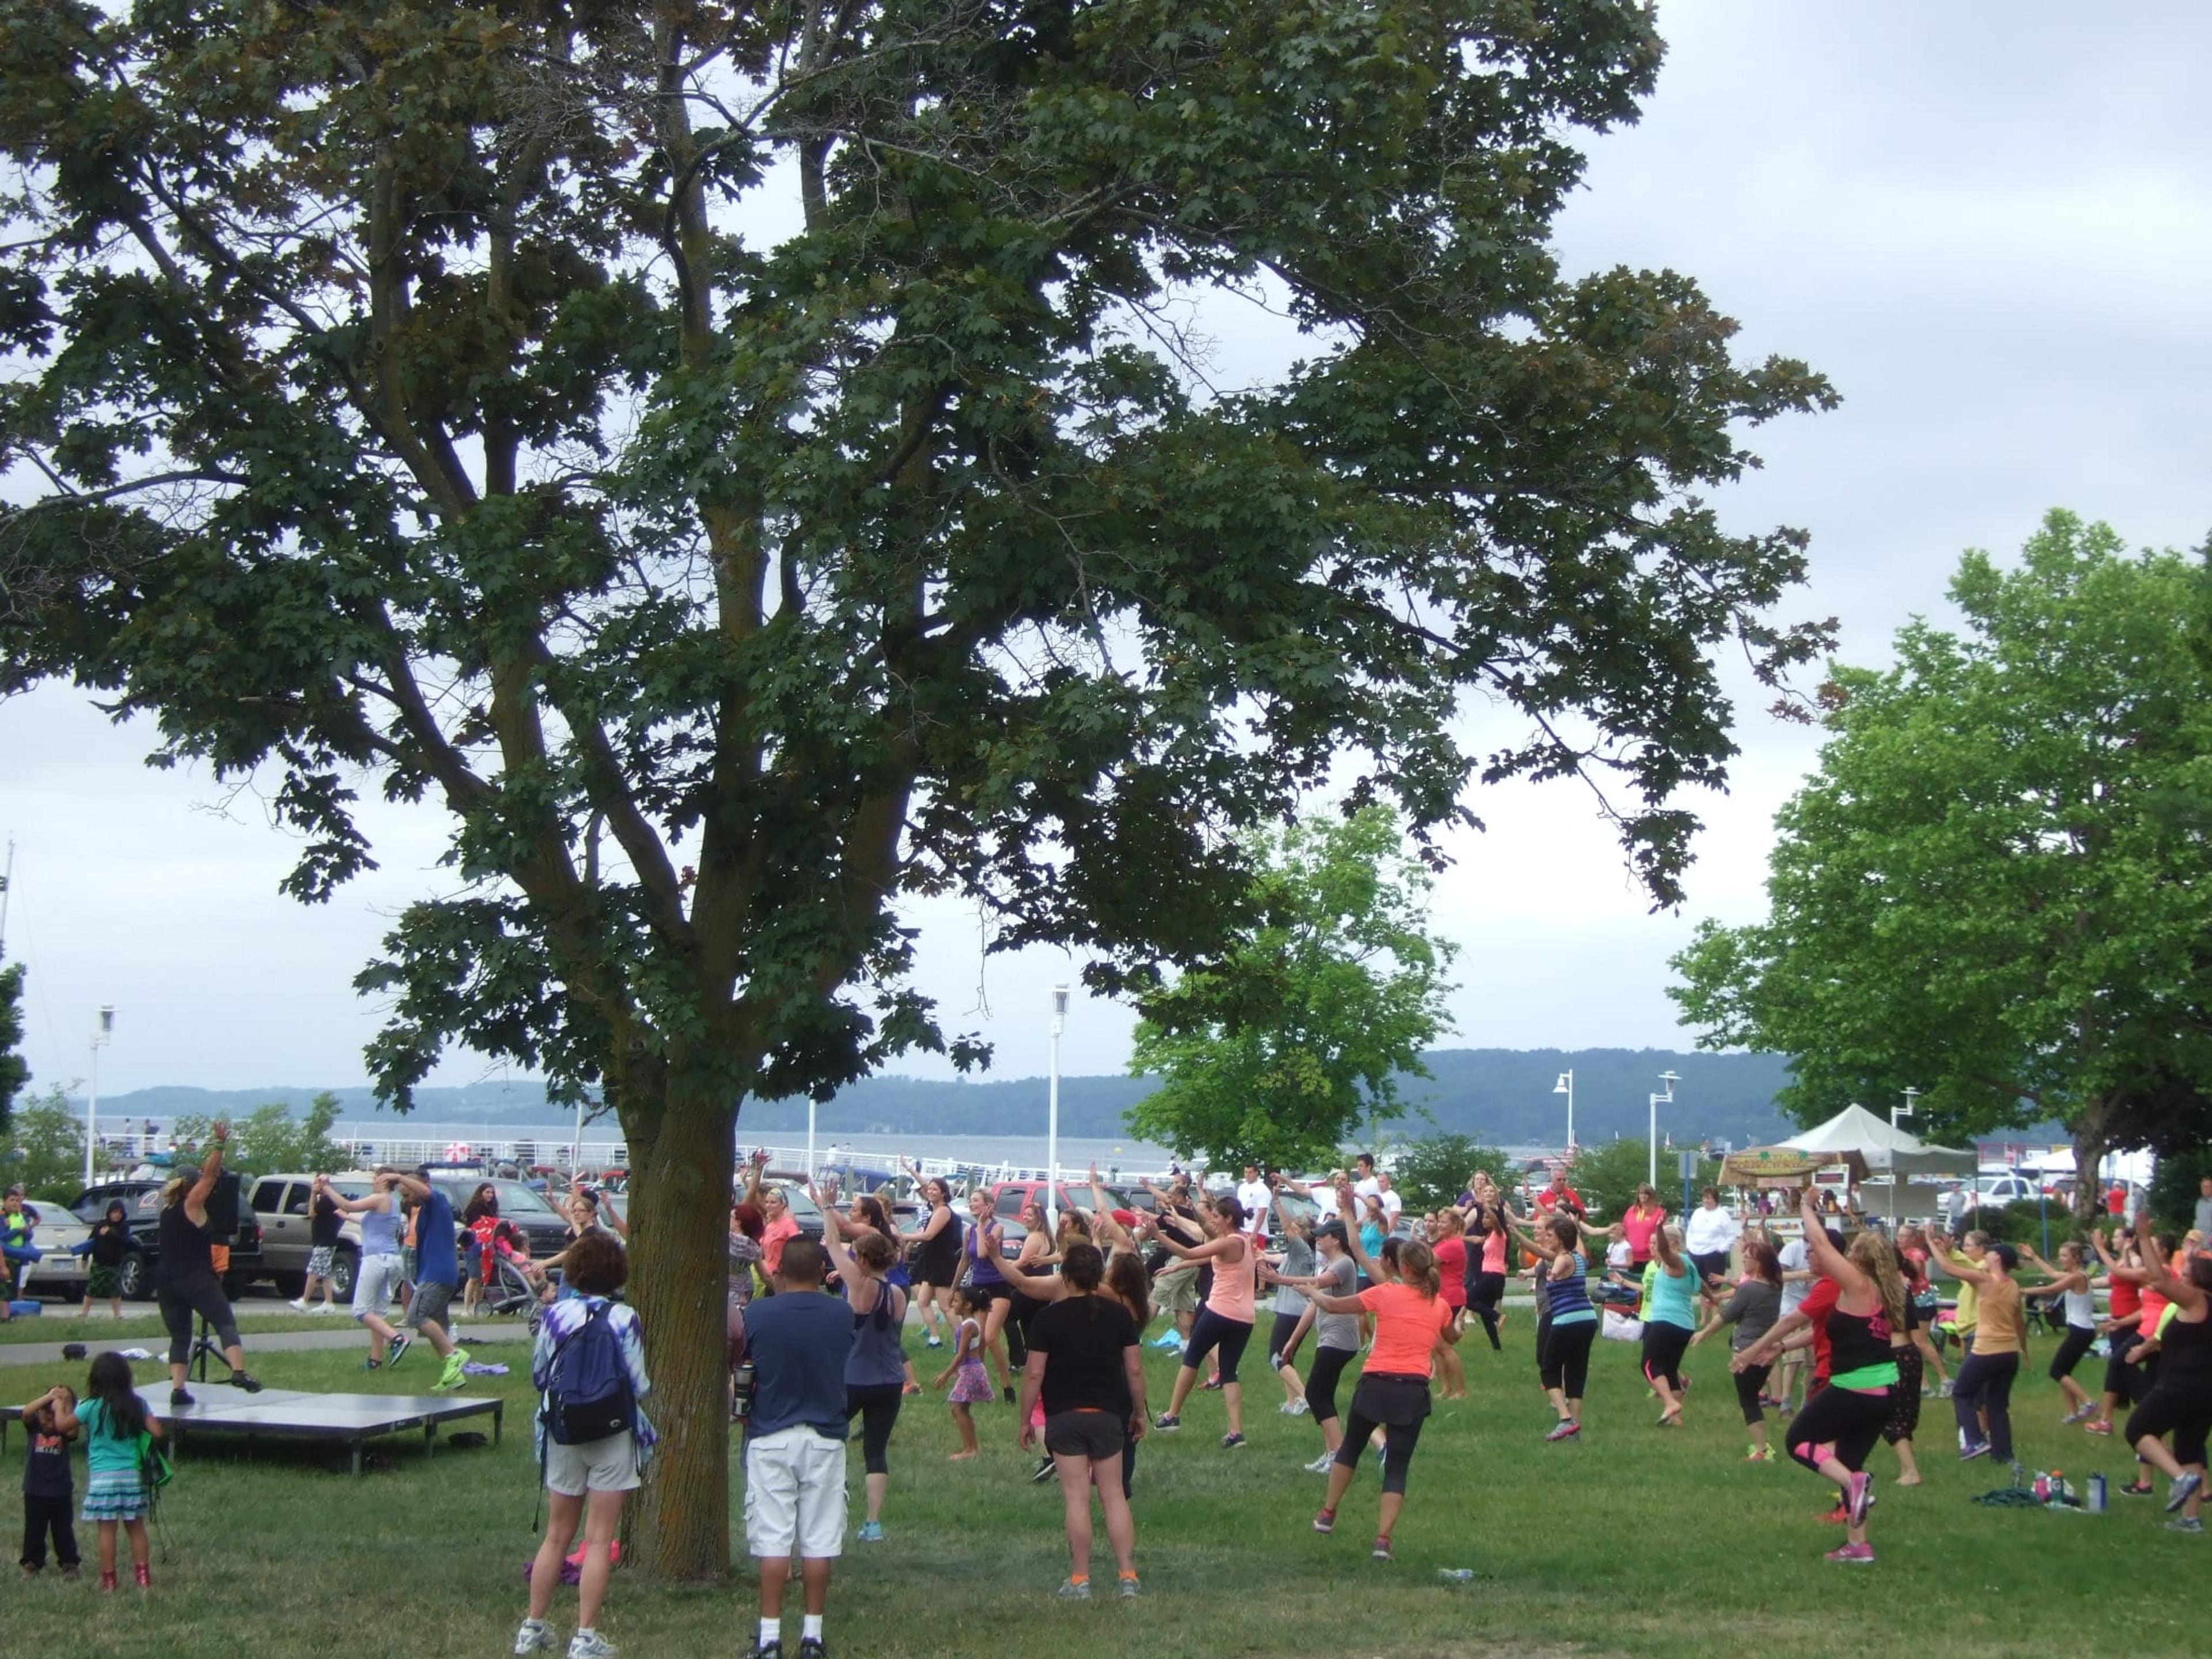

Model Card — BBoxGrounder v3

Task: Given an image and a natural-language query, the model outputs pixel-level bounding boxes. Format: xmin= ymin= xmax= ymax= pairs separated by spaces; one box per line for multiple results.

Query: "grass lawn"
xmin=0 ymin=1306 xmax=366 ymax=1346
xmin=1 ymin=1313 xmax=2200 ymax=1659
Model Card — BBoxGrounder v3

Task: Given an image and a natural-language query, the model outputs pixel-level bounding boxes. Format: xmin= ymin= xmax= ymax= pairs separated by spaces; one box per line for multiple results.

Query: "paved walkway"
xmin=0 ymin=1319 xmax=527 ymax=1371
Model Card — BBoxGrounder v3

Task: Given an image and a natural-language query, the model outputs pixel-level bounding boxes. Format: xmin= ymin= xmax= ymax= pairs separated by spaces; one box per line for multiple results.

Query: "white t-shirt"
xmin=1377 ymin=1188 xmax=1404 ymax=1224
xmin=1778 ymin=1237 xmax=1812 ymax=1315
xmin=1683 ymin=1205 xmax=1741 ymax=1257
xmin=1234 ymin=1180 xmax=1270 ymax=1232
xmin=1310 ymin=1184 xmax=1341 ymax=1220
xmin=1354 ymin=1176 xmax=1382 ymax=1204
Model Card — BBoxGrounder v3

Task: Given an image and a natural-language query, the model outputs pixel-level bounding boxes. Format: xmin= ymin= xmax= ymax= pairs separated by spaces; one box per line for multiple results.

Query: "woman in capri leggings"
xmin=1694 ymin=1236 xmax=1782 ymax=1461
xmin=1306 ymin=1181 xmax=1459 ymax=1563
xmin=155 ymin=1123 xmax=263 ymax=1405
xmin=2117 ymin=1218 xmax=2210 ymax=1528
xmin=1512 ymin=1211 xmax=1599 ymax=1442
xmin=2021 ymin=1240 xmax=2100 ymax=1423
xmin=1463 ymin=1181 xmax=1511 ymax=1351
xmin=1930 ymin=1232 xmax=2024 ymax=1464
xmin=1267 ymin=1221 xmax=1363 ymax=1474
xmin=1145 ymin=1195 xmax=1258 ymax=1448
xmin=821 ymin=1217 xmax=907 ymax=1543
xmin=1733 ymin=1186 xmax=1904 ymax=1564
xmin=1642 ymin=1224 xmax=1710 ymax=1427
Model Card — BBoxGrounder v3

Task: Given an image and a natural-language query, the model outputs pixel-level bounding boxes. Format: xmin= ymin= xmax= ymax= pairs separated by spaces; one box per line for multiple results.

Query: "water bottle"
xmin=2087 ymin=1473 xmax=2107 ymax=1513
xmin=731 ymin=1361 xmax=756 ymax=1421
xmin=2033 ymin=1472 xmax=2050 ymax=1503
xmin=1437 ymin=1569 xmax=1476 ymax=1584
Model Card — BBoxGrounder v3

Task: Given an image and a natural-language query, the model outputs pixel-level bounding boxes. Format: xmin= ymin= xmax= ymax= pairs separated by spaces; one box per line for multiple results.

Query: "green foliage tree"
xmin=1671 ymin=513 xmax=2212 ymax=1218
xmin=1125 ymin=808 xmax=1456 ymax=1169
xmin=1384 ymin=1127 xmax=1515 ymax=1214
xmin=0 ymin=1 xmax=1830 ymax=1575
xmin=172 ymin=1094 xmax=348 ymax=1178
xmin=2 ymin=1085 xmax=89 ymax=1197
xmin=0 ymin=961 xmax=26 ymax=1137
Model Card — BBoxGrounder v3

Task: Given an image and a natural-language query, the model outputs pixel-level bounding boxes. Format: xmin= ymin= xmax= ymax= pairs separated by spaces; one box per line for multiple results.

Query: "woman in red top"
xmin=1306 ymin=1178 xmax=1461 ymax=1562
xmin=1427 ymin=1210 xmax=1469 ymax=1400
xmin=1622 ymin=1185 xmax=1668 ymax=1271
xmin=2087 ymin=1227 xmax=2148 ymax=1435
xmin=1463 ymin=1178 xmax=1512 ymax=1350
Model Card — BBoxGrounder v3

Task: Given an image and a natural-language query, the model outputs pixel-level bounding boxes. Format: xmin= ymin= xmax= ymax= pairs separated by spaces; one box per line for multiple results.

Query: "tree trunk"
xmin=623 ymin=1077 xmax=737 ymax=1581
xmin=2070 ymin=1096 xmax=2113 ymax=1226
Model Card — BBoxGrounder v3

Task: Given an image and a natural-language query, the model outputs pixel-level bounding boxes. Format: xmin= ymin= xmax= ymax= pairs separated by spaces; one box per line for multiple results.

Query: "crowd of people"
xmin=14 ymin=1141 xmax=2211 ymax=1659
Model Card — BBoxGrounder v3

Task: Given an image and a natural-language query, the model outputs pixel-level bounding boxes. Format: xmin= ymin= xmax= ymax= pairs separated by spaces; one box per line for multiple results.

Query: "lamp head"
xmin=1052 ymin=986 xmax=1069 ymax=1018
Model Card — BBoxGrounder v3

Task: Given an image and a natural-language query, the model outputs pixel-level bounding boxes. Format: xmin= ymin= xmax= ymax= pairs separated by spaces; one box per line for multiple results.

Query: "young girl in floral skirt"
xmin=934 ymin=1286 xmax=993 ymax=1460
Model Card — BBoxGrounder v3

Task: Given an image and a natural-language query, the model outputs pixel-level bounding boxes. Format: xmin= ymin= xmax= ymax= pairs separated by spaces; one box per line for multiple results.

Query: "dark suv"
xmin=69 ymin=1178 xmax=268 ymax=1300
xmin=422 ymin=1174 xmax=574 ymax=1260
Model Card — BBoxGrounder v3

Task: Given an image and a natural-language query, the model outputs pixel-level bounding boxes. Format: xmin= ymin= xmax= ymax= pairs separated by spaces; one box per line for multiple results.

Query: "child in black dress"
xmin=18 ymin=1383 xmax=80 ymax=1578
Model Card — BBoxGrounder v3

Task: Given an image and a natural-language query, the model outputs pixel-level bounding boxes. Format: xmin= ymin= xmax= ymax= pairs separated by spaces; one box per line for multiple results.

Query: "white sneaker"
xmin=1306 ymin=1452 xmax=1338 ymax=1474
xmin=288 ymin=1298 xmax=311 ymax=1312
xmin=513 ymin=1619 xmax=557 ymax=1656
xmin=1287 ymin=1397 xmax=1310 ymax=1417
xmin=310 ymin=1302 xmax=338 ymax=1315
xmin=567 ymin=1631 xmax=618 ymax=1659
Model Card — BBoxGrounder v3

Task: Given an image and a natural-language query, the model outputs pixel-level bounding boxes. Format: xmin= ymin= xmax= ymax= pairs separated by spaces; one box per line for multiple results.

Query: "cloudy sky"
xmin=5 ymin=2 xmax=2209 ymax=1099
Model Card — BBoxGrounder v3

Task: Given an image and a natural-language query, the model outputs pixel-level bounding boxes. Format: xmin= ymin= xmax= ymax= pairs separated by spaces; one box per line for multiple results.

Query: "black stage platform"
xmin=1 ymin=1387 xmax=503 ymax=1475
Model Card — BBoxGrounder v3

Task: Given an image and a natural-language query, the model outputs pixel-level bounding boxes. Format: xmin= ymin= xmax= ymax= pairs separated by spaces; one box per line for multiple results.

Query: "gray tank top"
xmin=846 ymin=1281 xmax=908 ymax=1388
xmin=359 ymin=1198 xmax=404 ymax=1257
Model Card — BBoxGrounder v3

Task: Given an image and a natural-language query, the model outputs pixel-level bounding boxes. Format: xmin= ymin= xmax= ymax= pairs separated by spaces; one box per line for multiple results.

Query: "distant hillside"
xmin=81 ymin=1047 xmax=1796 ymax=1148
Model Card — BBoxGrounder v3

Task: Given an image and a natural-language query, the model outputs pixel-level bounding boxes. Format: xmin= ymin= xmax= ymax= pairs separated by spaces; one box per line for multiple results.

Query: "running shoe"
xmin=1959 ymin=1440 xmax=1991 ymax=1461
xmin=169 ymin=1388 xmax=194 ymax=1408
xmin=856 ymin=1521 xmax=885 ymax=1543
xmin=513 ymin=1619 xmax=557 ymax=1655
xmin=1938 ymin=1380 xmax=1955 ymax=1398
xmin=1055 ymin=1577 xmax=1092 ymax=1600
xmin=361 ymin=1358 xmax=382 ymax=1372
xmin=1305 ymin=1452 xmax=1338 ymax=1474
xmin=1029 ymin=1455 xmax=1056 ymax=1483
xmin=1824 ymin=1542 xmax=1875 ymax=1565
xmin=1221 ymin=1432 xmax=1246 ymax=1450
xmin=1545 ymin=1419 xmax=1581 ymax=1442
xmin=1153 ymin=1413 xmax=1181 ymax=1431
xmin=2120 ymin=1481 xmax=2156 ymax=1498
xmin=1846 ymin=1471 xmax=1876 ymax=1527
xmin=2084 ymin=1419 xmax=2112 ymax=1435
xmin=310 ymin=1301 xmax=339 ymax=1315
xmin=1286 ymin=1397 xmax=1310 ymax=1417
xmin=1201 ymin=1375 xmax=1224 ymax=1391
xmin=1371 ymin=1535 xmax=1393 ymax=1562
xmin=2061 ymin=1402 xmax=2095 ymax=1425
xmin=2166 ymin=1517 xmax=2205 ymax=1535
xmin=2167 ymin=1471 xmax=2203 ymax=1513
xmin=1312 ymin=1509 xmax=1336 ymax=1535
xmin=289 ymin=1297 xmax=312 ymax=1312
xmin=436 ymin=1347 xmax=472 ymax=1391
xmin=1820 ymin=1504 xmax=1850 ymax=1525
xmin=387 ymin=1333 xmax=414 ymax=1367
xmin=1002 ymin=1385 xmax=1016 ymax=1404
xmin=229 ymin=1371 xmax=265 ymax=1393
xmin=567 ymin=1632 xmax=617 ymax=1659
xmin=1118 ymin=1574 xmax=1142 ymax=1598
xmin=740 ymin=1642 xmax=782 ymax=1659
xmin=796 ymin=1641 xmax=826 ymax=1659
xmin=925 ymin=1335 xmax=943 ymax=1348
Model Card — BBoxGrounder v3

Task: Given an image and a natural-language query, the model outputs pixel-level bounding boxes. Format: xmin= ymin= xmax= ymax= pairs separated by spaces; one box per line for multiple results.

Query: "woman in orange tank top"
xmin=1143 ymin=1195 xmax=1260 ymax=1449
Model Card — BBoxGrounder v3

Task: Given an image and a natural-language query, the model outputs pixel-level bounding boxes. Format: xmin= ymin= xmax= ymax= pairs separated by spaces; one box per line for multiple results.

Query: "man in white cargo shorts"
xmin=739 ymin=1238 xmax=855 ymax=1659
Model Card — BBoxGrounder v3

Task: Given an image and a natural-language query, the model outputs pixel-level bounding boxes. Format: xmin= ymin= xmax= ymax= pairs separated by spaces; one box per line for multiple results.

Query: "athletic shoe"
xmin=2166 ymin=1517 xmax=2205 ymax=1535
xmin=1312 ymin=1508 xmax=1336 ymax=1535
xmin=856 ymin=1521 xmax=885 ymax=1543
xmin=1824 ymin=1542 xmax=1875 ymax=1565
xmin=1055 ymin=1578 xmax=1092 ymax=1600
xmin=1545 ymin=1418 xmax=1580 ymax=1442
xmin=902 ymin=1382 xmax=921 ymax=1397
xmin=513 ymin=1620 xmax=557 ymax=1655
xmin=310 ymin=1302 xmax=339 ymax=1315
xmin=1118 ymin=1574 xmax=1142 ymax=1598
xmin=741 ymin=1642 xmax=782 ymax=1659
xmin=169 ymin=1388 xmax=194 ymax=1408
xmin=289 ymin=1297 xmax=312 ymax=1312
xmin=387 ymin=1334 xmax=413 ymax=1367
xmin=2120 ymin=1481 xmax=2156 ymax=1498
xmin=1959 ymin=1440 xmax=1991 ymax=1461
xmin=2061 ymin=1402 xmax=2094 ymax=1425
xmin=1286 ymin=1397 xmax=1310 ymax=1416
xmin=1221 ymin=1432 xmax=1246 ymax=1450
xmin=1937 ymin=1380 xmax=1955 ymax=1399
xmin=1820 ymin=1504 xmax=1850 ymax=1525
xmin=925 ymin=1334 xmax=942 ymax=1348
xmin=1201 ymin=1375 xmax=1224 ymax=1391
xmin=1153 ymin=1414 xmax=1180 ymax=1431
xmin=796 ymin=1641 xmax=827 ymax=1659
xmin=2167 ymin=1471 xmax=2204 ymax=1513
xmin=2084 ymin=1419 xmax=2112 ymax=1435
xmin=1744 ymin=1445 xmax=1773 ymax=1463
xmin=1371 ymin=1535 xmax=1393 ymax=1562
xmin=567 ymin=1631 xmax=617 ymax=1659
xmin=229 ymin=1371 xmax=265 ymax=1393
xmin=1846 ymin=1471 xmax=1876 ymax=1528
xmin=436 ymin=1347 xmax=472 ymax=1390
xmin=361 ymin=1358 xmax=382 ymax=1372
xmin=1305 ymin=1452 xmax=1337 ymax=1474
xmin=1029 ymin=1455 xmax=1056 ymax=1483
xmin=1002 ymin=1385 xmax=1017 ymax=1404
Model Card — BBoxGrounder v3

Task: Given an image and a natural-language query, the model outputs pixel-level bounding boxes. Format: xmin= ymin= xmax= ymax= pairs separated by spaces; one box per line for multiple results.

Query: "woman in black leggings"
xmin=1733 ymin=1188 xmax=1904 ymax=1564
xmin=1462 ymin=1180 xmax=1511 ymax=1351
xmin=1268 ymin=1221 xmax=1363 ymax=1472
xmin=821 ymin=1219 xmax=907 ymax=1543
xmin=155 ymin=1125 xmax=262 ymax=1406
xmin=1306 ymin=1181 xmax=1460 ymax=1563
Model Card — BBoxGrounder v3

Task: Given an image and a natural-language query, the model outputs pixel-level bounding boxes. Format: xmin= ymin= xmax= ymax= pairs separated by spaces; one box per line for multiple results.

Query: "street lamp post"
xmin=1647 ymin=1070 xmax=1679 ymax=1188
xmin=1887 ymin=1088 xmax=1919 ymax=1224
xmin=1553 ymin=1070 xmax=1575 ymax=1154
xmin=1046 ymin=986 xmax=1069 ymax=1232
xmin=85 ymin=1005 xmax=115 ymax=1186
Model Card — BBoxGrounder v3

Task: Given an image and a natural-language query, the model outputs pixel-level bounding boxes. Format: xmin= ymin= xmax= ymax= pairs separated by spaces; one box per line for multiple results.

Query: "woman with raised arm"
xmin=322 ymin=1169 xmax=409 ymax=1369
xmin=1510 ymin=1211 xmax=1600 ymax=1441
xmin=1144 ymin=1195 xmax=1259 ymax=1449
xmin=900 ymin=1169 xmax=963 ymax=1350
xmin=155 ymin=1122 xmax=263 ymax=1405
xmin=1306 ymin=1179 xmax=1460 ymax=1561
xmin=1427 ymin=1209 xmax=1470 ymax=1400
xmin=817 ymin=1201 xmax=909 ymax=1544
xmin=957 ymin=1187 xmax=1019 ymax=1401
xmin=2020 ymin=1240 xmax=2100 ymax=1423
xmin=1463 ymin=1180 xmax=1511 ymax=1351
xmin=1692 ymin=1236 xmax=1782 ymax=1461
xmin=1928 ymin=1230 xmax=2024 ymax=1465
xmin=2116 ymin=1217 xmax=2209 ymax=1528
xmin=1641 ymin=1223 xmax=1709 ymax=1427
xmin=2084 ymin=1225 xmax=2149 ymax=1437
xmin=1732 ymin=1186 xmax=1903 ymax=1563
xmin=1263 ymin=1205 xmax=1316 ymax=1417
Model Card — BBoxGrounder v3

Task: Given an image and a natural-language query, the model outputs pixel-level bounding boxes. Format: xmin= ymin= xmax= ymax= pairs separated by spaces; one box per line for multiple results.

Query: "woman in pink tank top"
xmin=1142 ymin=1194 xmax=1260 ymax=1449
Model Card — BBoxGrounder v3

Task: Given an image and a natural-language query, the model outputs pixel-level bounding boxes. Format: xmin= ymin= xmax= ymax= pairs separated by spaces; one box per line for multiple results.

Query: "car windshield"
xmin=777 ymin=1184 xmax=823 ymax=1224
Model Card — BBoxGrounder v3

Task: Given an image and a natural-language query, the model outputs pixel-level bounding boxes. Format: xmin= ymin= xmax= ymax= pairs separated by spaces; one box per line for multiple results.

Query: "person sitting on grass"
xmin=392 ymin=1168 xmax=473 ymax=1391
xmin=740 ymin=1237 xmax=854 ymax=1659
xmin=514 ymin=1230 xmax=654 ymax=1659
xmin=64 ymin=1351 xmax=161 ymax=1590
xmin=18 ymin=1382 xmax=81 ymax=1578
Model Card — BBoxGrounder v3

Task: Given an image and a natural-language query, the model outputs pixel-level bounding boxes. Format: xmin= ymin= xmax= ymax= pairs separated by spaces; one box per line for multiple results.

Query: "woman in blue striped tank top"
xmin=1511 ymin=1213 xmax=1599 ymax=1441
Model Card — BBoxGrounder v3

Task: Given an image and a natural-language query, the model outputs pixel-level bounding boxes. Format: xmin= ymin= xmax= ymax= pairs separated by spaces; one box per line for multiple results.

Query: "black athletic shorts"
xmin=1044 ymin=1410 xmax=1126 ymax=1461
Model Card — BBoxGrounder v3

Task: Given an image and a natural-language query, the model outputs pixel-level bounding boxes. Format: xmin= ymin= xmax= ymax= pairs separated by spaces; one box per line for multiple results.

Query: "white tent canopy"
xmin=1779 ymin=1103 xmax=1976 ymax=1178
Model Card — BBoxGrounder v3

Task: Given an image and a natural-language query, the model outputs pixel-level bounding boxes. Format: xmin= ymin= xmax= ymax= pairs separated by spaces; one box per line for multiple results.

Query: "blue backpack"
xmin=541 ymin=1301 xmax=635 ymax=1446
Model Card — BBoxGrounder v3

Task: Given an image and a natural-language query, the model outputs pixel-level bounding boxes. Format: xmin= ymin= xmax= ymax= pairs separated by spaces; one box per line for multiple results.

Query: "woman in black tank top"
xmin=2116 ymin=1222 xmax=2211 ymax=1525
xmin=152 ymin=1124 xmax=263 ymax=1405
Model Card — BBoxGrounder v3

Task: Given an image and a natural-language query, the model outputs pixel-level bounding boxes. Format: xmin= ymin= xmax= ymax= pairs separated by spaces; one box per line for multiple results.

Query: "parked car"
xmin=248 ymin=1173 xmax=368 ymax=1301
xmin=419 ymin=1173 xmax=575 ymax=1262
xmin=10 ymin=1199 xmax=92 ymax=1300
xmin=66 ymin=1177 xmax=268 ymax=1300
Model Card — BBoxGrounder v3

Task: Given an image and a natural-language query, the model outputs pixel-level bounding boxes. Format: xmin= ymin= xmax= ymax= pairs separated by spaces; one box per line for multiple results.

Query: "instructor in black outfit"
xmin=157 ymin=1120 xmax=263 ymax=1405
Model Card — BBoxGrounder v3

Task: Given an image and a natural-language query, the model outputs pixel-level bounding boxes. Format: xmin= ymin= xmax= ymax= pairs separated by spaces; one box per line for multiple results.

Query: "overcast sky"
xmin=5 ymin=2 xmax=2209 ymax=1100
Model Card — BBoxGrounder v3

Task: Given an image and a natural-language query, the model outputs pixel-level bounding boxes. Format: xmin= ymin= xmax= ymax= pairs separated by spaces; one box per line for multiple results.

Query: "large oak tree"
xmin=1 ymin=1 xmax=1830 ymax=1575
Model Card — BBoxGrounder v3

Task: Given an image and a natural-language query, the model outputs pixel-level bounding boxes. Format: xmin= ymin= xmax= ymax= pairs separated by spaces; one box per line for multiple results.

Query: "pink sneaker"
xmin=1846 ymin=1470 xmax=1876 ymax=1527
xmin=1825 ymin=1542 xmax=1876 ymax=1565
